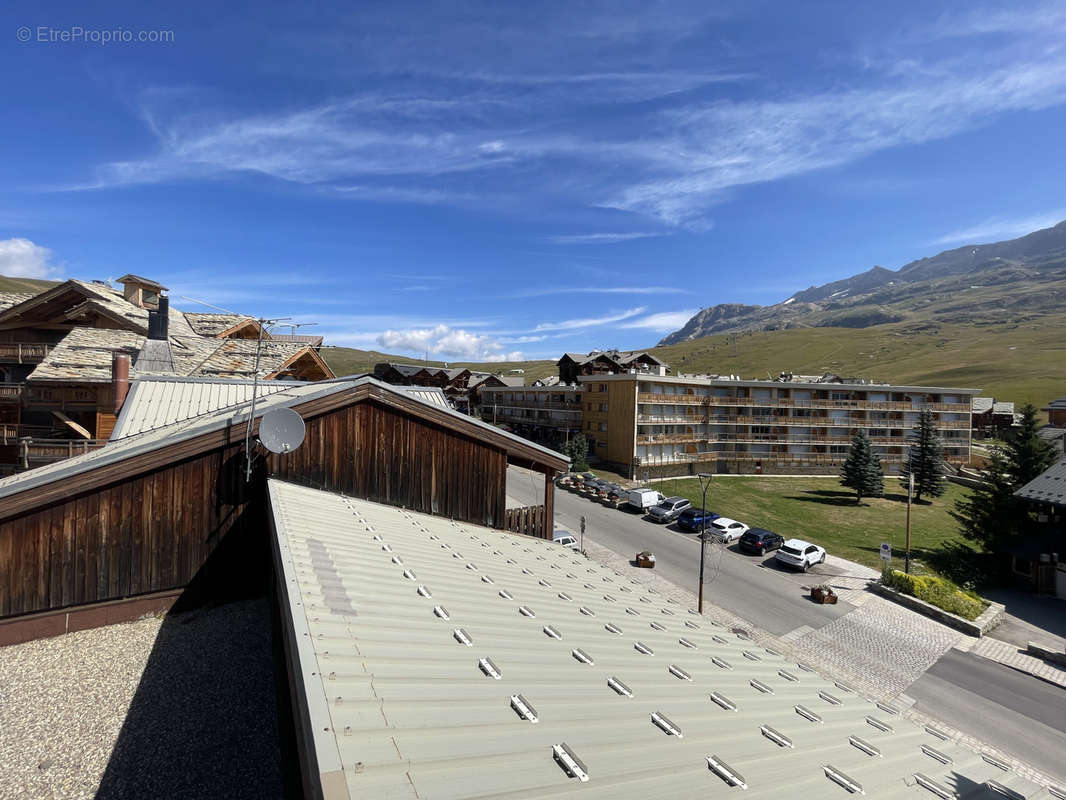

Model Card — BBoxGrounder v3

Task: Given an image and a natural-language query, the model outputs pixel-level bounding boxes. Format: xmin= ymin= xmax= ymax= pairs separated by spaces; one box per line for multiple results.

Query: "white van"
xmin=627 ymin=488 xmax=664 ymax=512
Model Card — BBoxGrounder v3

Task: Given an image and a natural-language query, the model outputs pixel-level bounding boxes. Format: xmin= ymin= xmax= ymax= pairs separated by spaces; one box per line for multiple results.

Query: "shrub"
xmin=882 ymin=569 xmax=987 ymax=621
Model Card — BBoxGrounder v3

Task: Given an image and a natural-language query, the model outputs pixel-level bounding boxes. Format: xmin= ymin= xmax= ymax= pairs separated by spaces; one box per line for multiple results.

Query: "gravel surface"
xmin=0 ymin=597 xmax=283 ymax=800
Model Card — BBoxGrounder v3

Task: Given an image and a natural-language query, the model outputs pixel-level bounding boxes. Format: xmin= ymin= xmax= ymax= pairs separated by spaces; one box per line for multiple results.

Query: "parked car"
xmin=738 ymin=528 xmax=785 ymax=555
xmin=626 ymin=488 xmax=665 ymax=512
xmin=647 ymin=496 xmax=691 ymax=523
xmin=775 ymin=539 xmax=826 ymax=571
xmin=555 ymin=472 xmax=576 ymax=487
xmin=676 ymin=507 xmax=720 ymax=532
xmin=552 ymin=530 xmax=580 ymax=550
xmin=602 ymin=484 xmax=628 ymax=508
xmin=708 ymin=517 xmax=749 ymax=542
xmin=587 ymin=479 xmax=611 ymax=498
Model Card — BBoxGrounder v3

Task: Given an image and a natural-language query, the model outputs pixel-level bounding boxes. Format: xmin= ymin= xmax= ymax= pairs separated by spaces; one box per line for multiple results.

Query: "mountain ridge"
xmin=659 ymin=219 xmax=1066 ymax=344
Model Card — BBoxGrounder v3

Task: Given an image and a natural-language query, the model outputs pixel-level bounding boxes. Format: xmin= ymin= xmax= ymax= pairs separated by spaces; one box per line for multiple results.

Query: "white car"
xmin=774 ymin=539 xmax=826 ymax=571
xmin=552 ymin=530 xmax=580 ymax=550
xmin=709 ymin=517 xmax=749 ymax=542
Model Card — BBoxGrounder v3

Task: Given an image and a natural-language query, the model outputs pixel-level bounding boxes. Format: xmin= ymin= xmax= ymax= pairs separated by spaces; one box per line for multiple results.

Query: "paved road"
xmin=510 ymin=471 xmax=853 ymax=636
xmin=907 ymin=649 xmax=1066 ymax=784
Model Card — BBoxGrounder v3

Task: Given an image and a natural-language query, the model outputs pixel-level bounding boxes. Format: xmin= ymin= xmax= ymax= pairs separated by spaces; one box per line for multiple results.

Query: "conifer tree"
xmin=840 ymin=430 xmax=884 ymax=503
xmin=564 ymin=433 xmax=589 ymax=472
xmin=900 ymin=408 xmax=945 ymax=502
xmin=1005 ymin=403 xmax=1057 ymax=485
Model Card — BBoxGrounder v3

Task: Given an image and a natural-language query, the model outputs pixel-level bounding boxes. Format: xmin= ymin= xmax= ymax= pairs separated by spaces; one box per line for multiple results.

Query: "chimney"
xmin=147 ymin=295 xmax=169 ymax=341
xmin=112 ymin=353 xmax=130 ymax=413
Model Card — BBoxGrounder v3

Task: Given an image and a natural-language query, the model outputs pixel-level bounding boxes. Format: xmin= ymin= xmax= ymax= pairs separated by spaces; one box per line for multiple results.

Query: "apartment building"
xmin=579 ymin=373 xmax=977 ymax=477
xmin=480 ymin=384 xmax=584 ymax=450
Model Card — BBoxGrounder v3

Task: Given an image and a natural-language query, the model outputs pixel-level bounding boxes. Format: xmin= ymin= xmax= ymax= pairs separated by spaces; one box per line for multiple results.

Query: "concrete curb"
xmin=868 ymin=582 xmax=1004 ymax=637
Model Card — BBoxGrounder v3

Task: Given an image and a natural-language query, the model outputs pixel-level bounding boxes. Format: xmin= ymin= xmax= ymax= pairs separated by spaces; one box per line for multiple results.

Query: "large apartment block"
xmin=482 ymin=350 xmax=978 ymax=477
xmin=581 ymin=374 xmax=977 ymax=477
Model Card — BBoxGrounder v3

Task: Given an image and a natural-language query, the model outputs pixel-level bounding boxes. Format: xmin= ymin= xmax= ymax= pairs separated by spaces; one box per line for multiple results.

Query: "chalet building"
xmin=971 ymin=397 xmax=1016 ymax=437
xmin=1045 ymin=395 xmax=1066 ymax=427
xmin=1012 ymin=458 xmax=1066 ymax=597
xmin=0 ymin=375 xmax=567 ymax=645
xmin=557 ymin=349 xmax=667 ymax=384
xmin=0 ymin=276 xmax=333 ymax=473
xmin=372 ymin=362 xmax=521 ymax=414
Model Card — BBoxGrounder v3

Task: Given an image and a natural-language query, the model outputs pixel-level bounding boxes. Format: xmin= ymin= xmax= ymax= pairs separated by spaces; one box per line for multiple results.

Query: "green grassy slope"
xmin=0 ymin=276 xmax=60 ymax=293
xmin=324 ymin=316 xmax=1066 ymax=406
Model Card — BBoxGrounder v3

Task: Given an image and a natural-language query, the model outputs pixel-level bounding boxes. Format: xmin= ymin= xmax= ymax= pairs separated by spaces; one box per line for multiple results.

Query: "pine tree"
xmin=951 ymin=402 xmax=1055 ymax=550
xmin=564 ymin=433 xmax=589 ymax=472
xmin=1004 ymin=403 xmax=1056 ymax=485
xmin=900 ymin=408 xmax=945 ymax=502
xmin=840 ymin=430 xmax=884 ymax=503
xmin=950 ymin=447 xmax=1021 ymax=551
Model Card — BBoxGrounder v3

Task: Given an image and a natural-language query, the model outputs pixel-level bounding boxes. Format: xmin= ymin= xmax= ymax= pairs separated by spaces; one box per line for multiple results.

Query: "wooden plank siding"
xmin=0 ymin=396 xmax=523 ymax=620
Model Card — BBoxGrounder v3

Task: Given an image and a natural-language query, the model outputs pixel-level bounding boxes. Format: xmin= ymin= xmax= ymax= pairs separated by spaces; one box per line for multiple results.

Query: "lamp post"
xmin=905 ymin=472 xmax=914 ymax=574
xmin=696 ymin=472 xmax=712 ymax=614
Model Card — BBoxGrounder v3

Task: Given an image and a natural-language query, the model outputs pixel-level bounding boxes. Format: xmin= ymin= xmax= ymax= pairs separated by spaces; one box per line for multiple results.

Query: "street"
xmin=509 ymin=468 xmax=1066 ymax=784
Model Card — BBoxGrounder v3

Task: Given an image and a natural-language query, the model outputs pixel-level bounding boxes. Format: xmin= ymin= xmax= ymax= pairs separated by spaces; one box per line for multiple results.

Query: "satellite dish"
xmin=259 ymin=407 xmax=306 ymax=454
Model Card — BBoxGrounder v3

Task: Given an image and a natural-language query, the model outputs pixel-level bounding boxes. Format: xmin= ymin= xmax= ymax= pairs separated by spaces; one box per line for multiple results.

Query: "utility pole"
xmin=905 ymin=472 xmax=913 ymax=574
xmin=697 ymin=472 xmax=712 ymax=614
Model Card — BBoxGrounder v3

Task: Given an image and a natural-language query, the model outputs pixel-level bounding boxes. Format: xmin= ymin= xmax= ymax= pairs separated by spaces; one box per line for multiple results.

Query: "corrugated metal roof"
xmin=400 ymin=386 xmax=450 ymax=408
xmin=0 ymin=376 xmax=566 ymax=502
xmin=268 ymin=478 xmax=1048 ymax=800
xmin=111 ymin=377 xmax=307 ymax=440
xmin=972 ymin=397 xmax=994 ymax=413
xmin=992 ymin=402 xmax=1015 ymax=415
xmin=1015 ymin=457 xmax=1066 ymax=507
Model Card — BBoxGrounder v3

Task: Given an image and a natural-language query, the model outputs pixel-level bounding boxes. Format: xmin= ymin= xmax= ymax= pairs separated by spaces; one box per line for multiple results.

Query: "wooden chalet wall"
xmin=270 ymin=400 xmax=509 ymax=529
xmin=0 ymin=440 xmax=258 ymax=619
xmin=0 ymin=394 xmax=514 ymax=620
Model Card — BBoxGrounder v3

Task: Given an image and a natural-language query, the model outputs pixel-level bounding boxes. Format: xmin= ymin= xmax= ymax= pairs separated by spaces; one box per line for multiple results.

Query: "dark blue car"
xmin=676 ymin=507 xmax=720 ymax=532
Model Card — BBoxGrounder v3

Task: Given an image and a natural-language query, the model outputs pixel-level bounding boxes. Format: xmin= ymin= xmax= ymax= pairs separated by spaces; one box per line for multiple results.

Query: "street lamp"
xmin=696 ymin=472 xmax=713 ymax=614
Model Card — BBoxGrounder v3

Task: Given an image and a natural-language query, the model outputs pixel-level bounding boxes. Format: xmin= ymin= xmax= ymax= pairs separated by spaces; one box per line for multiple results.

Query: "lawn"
xmin=642 ymin=476 xmax=972 ymax=574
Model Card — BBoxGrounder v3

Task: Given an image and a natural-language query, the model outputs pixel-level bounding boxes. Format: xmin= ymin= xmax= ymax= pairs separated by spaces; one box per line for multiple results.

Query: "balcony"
xmin=637 ymin=414 xmax=970 ymax=430
xmin=636 ymin=392 xmax=970 ymax=413
xmin=0 ymin=342 xmax=53 ymax=364
xmin=0 ymin=384 xmax=22 ymax=403
xmin=17 ymin=437 xmax=109 ymax=468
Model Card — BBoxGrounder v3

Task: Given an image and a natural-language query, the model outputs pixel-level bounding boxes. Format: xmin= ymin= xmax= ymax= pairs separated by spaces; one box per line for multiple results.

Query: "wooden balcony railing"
xmin=637 ymin=414 xmax=970 ymax=430
xmin=0 ymin=384 xmax=23 ymax=402
xmin=18 ymin=438 xmax=108 ymax=468
xmin=0 ymin=343 xmax=53 ymax=364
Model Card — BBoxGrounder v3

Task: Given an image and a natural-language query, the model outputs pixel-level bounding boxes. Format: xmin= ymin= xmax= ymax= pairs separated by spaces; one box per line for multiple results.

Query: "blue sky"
xmin=2 ymin=1 xmax=1065 ymax=362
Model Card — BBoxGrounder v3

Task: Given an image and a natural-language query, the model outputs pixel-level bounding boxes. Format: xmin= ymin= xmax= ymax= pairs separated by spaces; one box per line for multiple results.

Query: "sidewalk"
xmin=957 ymin=635 xmax=1066 ymax=688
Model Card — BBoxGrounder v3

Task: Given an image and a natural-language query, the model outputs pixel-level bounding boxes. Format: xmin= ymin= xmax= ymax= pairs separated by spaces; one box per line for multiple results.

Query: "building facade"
xmin=581 ymin=374 xmax=976 ymax=477
xmin=480 ymin=384 xmax=585 ymax=451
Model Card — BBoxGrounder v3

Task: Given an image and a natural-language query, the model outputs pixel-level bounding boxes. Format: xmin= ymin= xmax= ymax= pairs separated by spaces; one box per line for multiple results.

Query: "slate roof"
xmin=183 ymin=313 xmax=255 ymax=337
xmin=560 ymin=350 xmax=666 ymax=367
xmin=27 ymin=327 xmax=317 ymax=383
xmin=1015 ymin=457 xmax=1066 ymax=507
xmin=0 ymin=292 xmax=36 ymax=312
xmin=1044 ymin=396 xmax=1066 ymax=411
xmin=268 ymin=479 xmax=1051 ymax=800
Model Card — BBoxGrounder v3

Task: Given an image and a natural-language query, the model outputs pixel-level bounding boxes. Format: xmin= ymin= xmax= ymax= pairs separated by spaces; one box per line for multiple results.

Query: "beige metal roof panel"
xmin=269 ymin=480 xmax=1047 ymax=800
xmin=111 ymin=377 xmax=306 ymax=439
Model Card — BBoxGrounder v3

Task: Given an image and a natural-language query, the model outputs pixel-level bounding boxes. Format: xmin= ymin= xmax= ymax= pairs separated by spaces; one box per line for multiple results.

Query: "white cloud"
xmin=618 ymin=309 xmax=698 ymax=331
xmin=931 ymin=209 xmax=1066 ymax=245
xmin=376 ymin=323 xmax=521 ymax=361
xmin=533 ymin=306 xmax=645 ymax=331
xmin=547 ymin=232 xmax=664 ymax=244
xmin=0 ymin=238 xmax=60 ymax=278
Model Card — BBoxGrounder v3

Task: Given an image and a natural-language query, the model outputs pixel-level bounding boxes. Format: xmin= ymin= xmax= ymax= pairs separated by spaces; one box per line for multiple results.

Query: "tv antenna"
xmin=178 ymin=295 xmax=242 ymax=316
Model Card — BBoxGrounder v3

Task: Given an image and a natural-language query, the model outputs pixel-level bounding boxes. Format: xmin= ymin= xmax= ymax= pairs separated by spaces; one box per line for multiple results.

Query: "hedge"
xmin=882 ymin=569 xmax=988 ymax=621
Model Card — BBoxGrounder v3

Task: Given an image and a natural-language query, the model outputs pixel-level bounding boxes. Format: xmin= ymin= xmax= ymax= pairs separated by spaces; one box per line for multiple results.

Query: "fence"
xmin=504 ymin=505 xmax=548 ymax=539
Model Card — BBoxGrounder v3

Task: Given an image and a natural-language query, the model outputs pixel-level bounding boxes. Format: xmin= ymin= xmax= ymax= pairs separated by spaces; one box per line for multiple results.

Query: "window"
xmin=599 ymin=422 xmax=607 ymax=432
xmin=600 ymin=403 xmax=608 ymax=412
xmin=599 ymin=384 xmax=608 ymax=392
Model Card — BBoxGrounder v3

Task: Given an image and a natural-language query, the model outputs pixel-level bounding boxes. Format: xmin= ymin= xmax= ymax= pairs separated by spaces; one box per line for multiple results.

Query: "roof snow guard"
xmin=267 ymin=479 xmax=1053 ymax=800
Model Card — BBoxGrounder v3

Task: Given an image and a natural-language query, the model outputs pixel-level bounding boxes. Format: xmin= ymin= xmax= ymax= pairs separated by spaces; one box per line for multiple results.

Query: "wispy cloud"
xmin=546 ymin=232 xmax=664 ymax=244
xmin=533 ymin=306 xmax=645 ymax=331
xmin=376 ymin=324 xmax=521 ymax=361
xmin=932 ymin=209 xmax=1066 ymax=245
xmin=509 ymin=286 xmax=687 ymax=298
xmin=618 ymin=308 xmax=698 ymax=331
